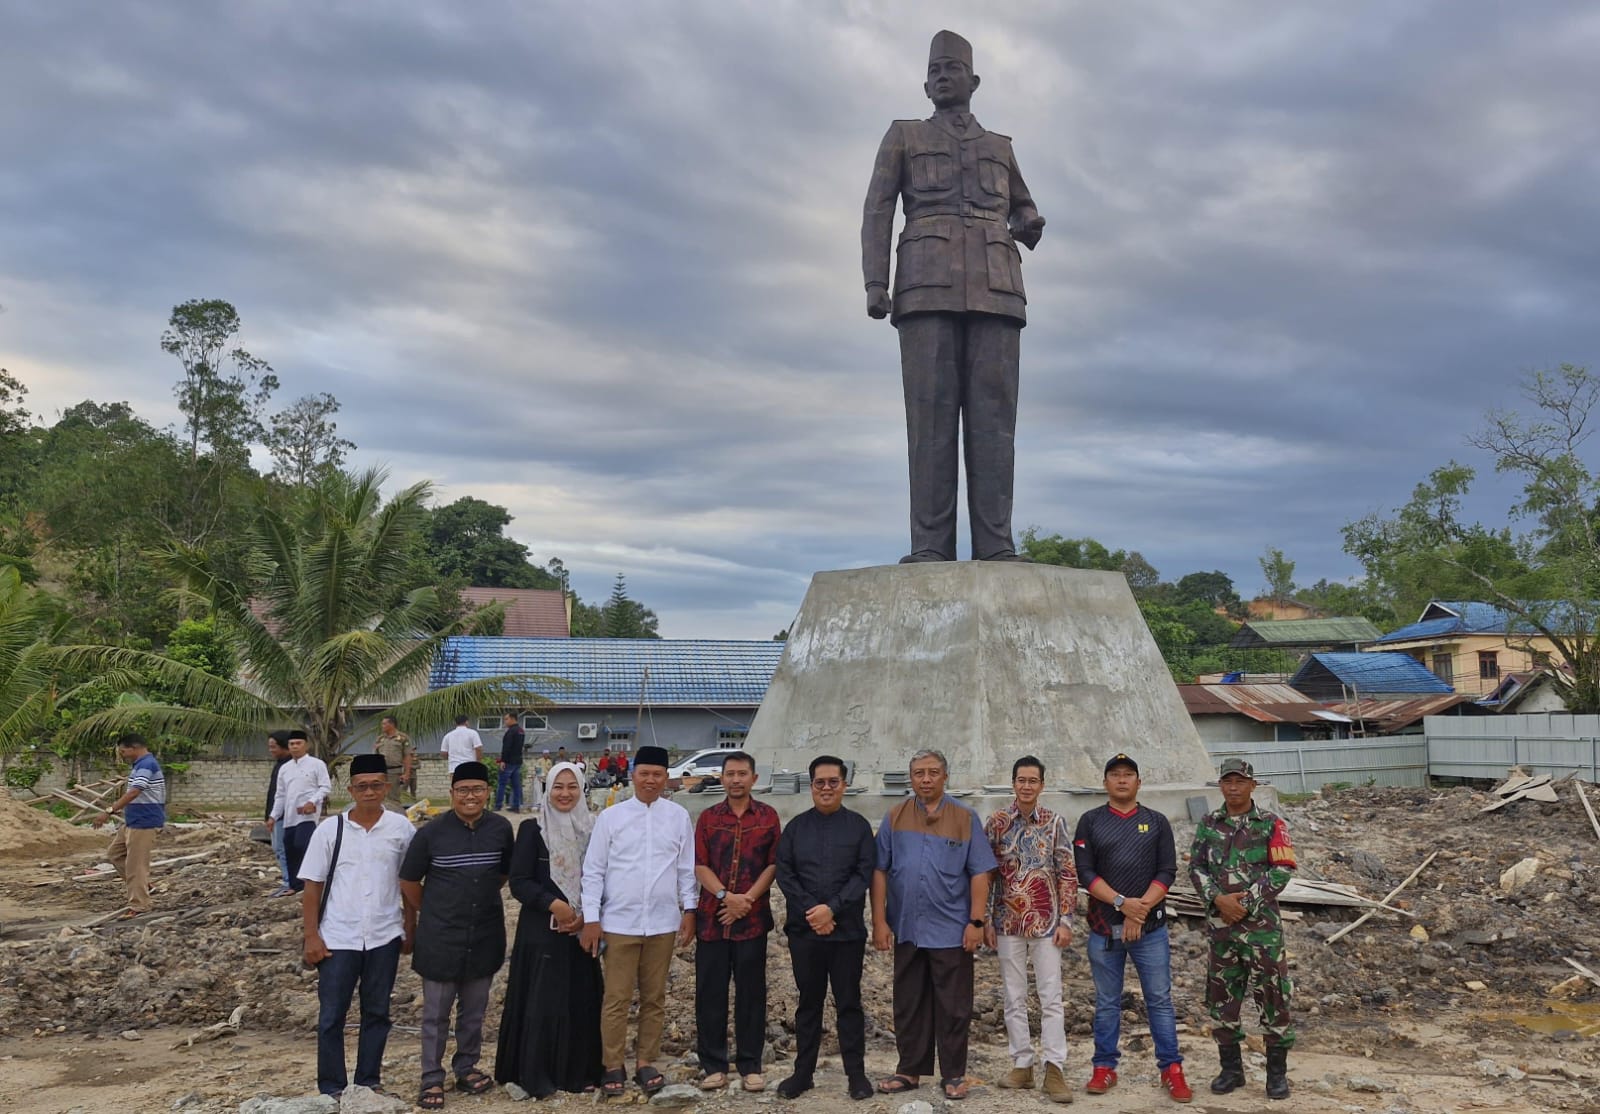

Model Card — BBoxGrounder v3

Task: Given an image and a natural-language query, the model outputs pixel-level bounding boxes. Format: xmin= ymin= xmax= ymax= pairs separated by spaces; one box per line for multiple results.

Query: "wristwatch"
xmin=715 ymin=888 xmax=728 ymax=901
xmin=969 ymin=917 xmax=985 ymax=928
xmin=1112 ymin=894 xmax=1126 ymax=911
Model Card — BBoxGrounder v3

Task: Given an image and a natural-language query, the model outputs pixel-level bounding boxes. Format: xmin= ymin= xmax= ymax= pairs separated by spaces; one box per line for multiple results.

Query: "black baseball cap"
xmin=1103 ymin=753 xmax=1139 ymax=775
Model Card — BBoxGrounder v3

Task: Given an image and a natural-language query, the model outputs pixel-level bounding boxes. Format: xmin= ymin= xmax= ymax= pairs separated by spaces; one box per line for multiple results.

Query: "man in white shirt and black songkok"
xmin=299 ymin=753 xmax=416 ymax=1098
xmin=579 ymin=744 xmax=696 ymax=1099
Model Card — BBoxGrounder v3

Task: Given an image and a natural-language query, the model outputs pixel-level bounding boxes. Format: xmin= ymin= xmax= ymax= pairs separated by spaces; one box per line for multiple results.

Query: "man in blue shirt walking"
xmin=93 ymin=733 xmax=166 ymax=918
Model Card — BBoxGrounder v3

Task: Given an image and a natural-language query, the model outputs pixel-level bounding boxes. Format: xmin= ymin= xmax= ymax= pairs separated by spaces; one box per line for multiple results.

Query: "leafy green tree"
xmin=162 ymin=299 xmax=278 ymax=466
xmin=1172 ymin=570 xmax=1243 ymax=614
xmin=265 ymin=392 xmax=355 ymax=487
xmin=1258 ymin=547 xmax=1298 ymax=604
xmin=1344 ymin=364 xmax=1598 ymax=709
xmin=424 ymin=497 xmax=560 ymax=589
xmin=81 ymin=467 xmax=559 ymax=760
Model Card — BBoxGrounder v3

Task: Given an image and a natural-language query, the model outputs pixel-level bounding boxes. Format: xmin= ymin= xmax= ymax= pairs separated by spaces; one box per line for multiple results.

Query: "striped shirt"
xmin=400 ymin=809 xmax=514 ymax=982
xmin=123 ymin=753 xmax=166 ymax=829
xmin=1072 ymin=802 xmax=1176 ymax=938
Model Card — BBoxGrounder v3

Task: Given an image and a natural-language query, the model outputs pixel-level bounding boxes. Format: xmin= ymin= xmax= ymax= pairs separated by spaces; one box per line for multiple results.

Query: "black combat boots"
xmin=1265 ymin=1045 xmax=1290 ymax=1100
xmin=1209 ymin=1043 xmax=1246 ymax=1094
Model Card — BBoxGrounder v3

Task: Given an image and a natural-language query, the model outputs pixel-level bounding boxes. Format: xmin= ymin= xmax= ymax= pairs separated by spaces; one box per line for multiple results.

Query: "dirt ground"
xmin=2 ymin=784 xmax=1599 ymax=1114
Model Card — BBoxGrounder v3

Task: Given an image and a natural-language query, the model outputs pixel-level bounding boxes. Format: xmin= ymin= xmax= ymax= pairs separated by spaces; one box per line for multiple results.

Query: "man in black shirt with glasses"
xmin=773 ymin=756 xmax=876 ymax=1102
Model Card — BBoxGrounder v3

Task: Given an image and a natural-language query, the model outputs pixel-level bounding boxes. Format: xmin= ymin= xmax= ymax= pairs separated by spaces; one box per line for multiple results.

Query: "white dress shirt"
xmin=298 ymin=808 xmax=415 ymax=951
xmin=440 ymin=725 xmax=483 ymax=773
xmin=581 ymin=795 xmax=697 ymax=936
xmin=272 ymin=754 xmax=331 ymax=829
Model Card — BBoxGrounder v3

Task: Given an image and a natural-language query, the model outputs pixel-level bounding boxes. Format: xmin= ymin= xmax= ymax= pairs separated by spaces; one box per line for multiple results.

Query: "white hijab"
xmin=537 ymin=761 xmax=595 ymax=914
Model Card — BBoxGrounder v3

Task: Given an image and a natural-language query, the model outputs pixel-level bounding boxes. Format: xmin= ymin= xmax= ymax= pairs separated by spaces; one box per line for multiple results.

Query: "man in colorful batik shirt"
xmin=1188 ymin=757 xmax=1296 ymax=1101
xmin=984 ymin=755 xmax=1077 ymax=1103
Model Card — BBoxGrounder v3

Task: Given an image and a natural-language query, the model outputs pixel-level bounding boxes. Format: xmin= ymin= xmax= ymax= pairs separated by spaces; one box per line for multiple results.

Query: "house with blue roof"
xmin=1289 ymin=652 xmax=1456 ymax=701
xmin=1370 ymin=600 xmax=1570 ymax=700
xmin=427 ymin=636 xmax=786 ymax=756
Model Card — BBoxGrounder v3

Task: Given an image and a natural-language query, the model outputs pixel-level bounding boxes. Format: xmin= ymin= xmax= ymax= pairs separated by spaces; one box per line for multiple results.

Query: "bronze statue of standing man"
xmin=863 ymin=30 xmax=1045 ymax=564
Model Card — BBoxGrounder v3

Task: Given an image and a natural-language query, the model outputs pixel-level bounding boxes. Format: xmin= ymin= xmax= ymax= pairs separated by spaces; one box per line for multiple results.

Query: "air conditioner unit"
xmin=577 ymin=723 xmax=599 ymax=740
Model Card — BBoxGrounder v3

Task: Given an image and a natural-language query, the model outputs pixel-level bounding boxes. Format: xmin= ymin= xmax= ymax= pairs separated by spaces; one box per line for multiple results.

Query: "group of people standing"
xmin=291 ymin=742 xmax=1297 ymax=1107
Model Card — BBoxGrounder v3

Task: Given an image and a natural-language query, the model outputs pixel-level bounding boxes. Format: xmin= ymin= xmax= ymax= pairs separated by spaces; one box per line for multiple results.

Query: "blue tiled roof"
xmin=1376 ymin=600 xmax=1582 ymax=644
xmin=1292 ymin=652 xmax=1453 ymax=694
xmin=429 ymin=637 xmax=784 ymax=707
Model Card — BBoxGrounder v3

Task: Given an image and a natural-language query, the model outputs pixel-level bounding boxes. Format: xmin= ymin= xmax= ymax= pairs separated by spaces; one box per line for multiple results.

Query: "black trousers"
xmin=788 ymin=934 xmax=867 ymax=1082
xmin=892 ymin=942 xmax=975 ymax=1080
xmin=285 ymin=821 xmax=316 ymax=892
xmin=695 ymin=937 xmax=769 ymax=1075
xmin=897 ymin=312 xmax=1022 ymax=561
xmin=315 ymin=938 xmax=402 ymax=1095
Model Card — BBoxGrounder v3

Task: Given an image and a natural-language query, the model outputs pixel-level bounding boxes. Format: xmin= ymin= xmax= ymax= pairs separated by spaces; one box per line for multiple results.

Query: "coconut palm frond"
xmin=55 ymin=702 xmax=271 ymax=750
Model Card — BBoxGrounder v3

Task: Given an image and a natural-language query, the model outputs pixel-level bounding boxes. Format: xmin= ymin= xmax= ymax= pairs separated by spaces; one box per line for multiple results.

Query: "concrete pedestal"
xmin=746 ymin=563 xmax=1215 ymax=791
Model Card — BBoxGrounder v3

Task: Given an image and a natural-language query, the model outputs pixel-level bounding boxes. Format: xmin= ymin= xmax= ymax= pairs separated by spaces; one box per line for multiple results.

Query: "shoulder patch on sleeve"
xmin=1268 ymin=816 xmax=1295 ymax=866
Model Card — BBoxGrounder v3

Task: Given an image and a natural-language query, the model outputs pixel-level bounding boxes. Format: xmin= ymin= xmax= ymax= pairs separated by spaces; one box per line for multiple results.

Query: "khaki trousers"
xmin=109 ymin=826 xmax=158 ymax=912
xmin=601 ymin=931 xmax=676 ymax=1070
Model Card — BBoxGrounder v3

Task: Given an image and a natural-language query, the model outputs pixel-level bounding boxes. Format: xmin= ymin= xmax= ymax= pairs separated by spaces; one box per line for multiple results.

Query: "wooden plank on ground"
xmin=1327 ymin=851 xmax=1439 ymax=945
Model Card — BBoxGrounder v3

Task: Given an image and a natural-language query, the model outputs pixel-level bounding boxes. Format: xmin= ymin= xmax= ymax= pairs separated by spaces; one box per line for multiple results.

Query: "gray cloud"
xmin=6 ymin=1 xmax=1600 ymax=634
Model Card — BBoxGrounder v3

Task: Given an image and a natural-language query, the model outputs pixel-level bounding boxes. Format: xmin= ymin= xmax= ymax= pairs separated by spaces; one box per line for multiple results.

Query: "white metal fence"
xmin=1423 ymin=714 xmax=1600 ymax=782
xmin=1204 ymin=737 xmax=1428 ymax=795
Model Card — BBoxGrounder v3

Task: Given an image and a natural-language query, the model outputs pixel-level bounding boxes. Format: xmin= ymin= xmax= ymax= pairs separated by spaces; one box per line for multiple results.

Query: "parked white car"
xmin=667 ymin=747 xmax=747 ymax=790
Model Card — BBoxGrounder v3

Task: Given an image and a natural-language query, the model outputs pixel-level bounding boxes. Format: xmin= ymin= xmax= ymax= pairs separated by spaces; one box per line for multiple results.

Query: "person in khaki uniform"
xmin=93 ymin=733 xmax=166 ymax=917
xmin=374 ymin=715 xmax=412 ymax=805
xmin=862 ymin=30 xmax=1045 ymax=563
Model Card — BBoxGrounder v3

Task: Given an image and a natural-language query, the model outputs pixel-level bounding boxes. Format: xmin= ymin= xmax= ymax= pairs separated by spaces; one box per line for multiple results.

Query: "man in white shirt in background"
xmin=299 ymin=754 xmax=416 ymax=1098
xmin=580 ymin=744 xmax=696 ymax=1099
xmin=270 ymin=729 xmax=331 ymax=893
xmin=440 ymin=714 xmax=484 ymax=775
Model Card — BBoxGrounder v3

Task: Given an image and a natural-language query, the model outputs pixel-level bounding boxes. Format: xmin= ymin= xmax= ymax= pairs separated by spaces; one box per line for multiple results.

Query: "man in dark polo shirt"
xmin=400 ymin=761 xmax=514 ymax=1110
xmin=1072 ymin=753 xmax=1191 ymax=1104
xmin=494 ymin=711 xmax=526 ymax=813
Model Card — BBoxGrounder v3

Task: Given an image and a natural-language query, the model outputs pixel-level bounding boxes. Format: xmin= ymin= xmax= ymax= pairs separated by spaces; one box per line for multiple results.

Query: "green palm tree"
xmin=62 ymin=467 xmax=559 ymax=760
xmin=0 ymin=564 xmax=248 ymax=759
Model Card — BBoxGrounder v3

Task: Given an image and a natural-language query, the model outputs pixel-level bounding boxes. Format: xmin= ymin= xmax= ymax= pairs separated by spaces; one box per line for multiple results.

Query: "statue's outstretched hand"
xmin=867 ymin=287 xmax=893 ymax=320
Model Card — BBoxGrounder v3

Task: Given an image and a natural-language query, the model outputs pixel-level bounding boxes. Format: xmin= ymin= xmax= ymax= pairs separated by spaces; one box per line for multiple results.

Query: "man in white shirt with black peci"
xmin=271 ymin=728 xmax=331 ymax=893
xmin=579 ymin=744 xmax=697 ymax=1099
xmin=299 ymin=753 xmax=416 ymax=1098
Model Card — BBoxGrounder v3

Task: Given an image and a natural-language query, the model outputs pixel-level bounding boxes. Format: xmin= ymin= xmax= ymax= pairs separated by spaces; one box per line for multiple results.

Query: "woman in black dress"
xmin=494 ymin=763 xmax=603 ymax=1096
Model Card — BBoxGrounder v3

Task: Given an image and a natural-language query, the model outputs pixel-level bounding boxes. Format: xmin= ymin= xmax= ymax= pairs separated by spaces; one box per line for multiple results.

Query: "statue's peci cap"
xmin=929 ymin=30 xmax=973 ymax=69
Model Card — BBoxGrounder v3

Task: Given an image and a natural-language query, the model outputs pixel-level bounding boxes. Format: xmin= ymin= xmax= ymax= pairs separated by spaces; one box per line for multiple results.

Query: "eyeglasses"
xmin=350 ymin=781 xmax=388 ymax=793
xmin=1013 ymin=777 xmax=1043 ymax=787
xmin=451 ymin=786 xmax=489 ymax=796
xmin=811 ymin=778 xmax=843 ymax=789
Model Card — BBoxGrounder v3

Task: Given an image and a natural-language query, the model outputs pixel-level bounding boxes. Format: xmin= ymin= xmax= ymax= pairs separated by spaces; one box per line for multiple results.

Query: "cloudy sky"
xmin=6 ymin=2 xmax=1600 ymax=638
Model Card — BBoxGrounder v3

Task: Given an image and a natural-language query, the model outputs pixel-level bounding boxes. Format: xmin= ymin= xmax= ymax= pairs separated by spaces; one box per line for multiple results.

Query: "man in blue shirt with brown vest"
xmin=871 ymin=749 xmax=997 ymax=1101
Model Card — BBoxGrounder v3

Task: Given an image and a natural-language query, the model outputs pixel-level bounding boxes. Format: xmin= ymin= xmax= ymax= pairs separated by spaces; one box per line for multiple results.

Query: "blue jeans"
xmin=1086 ymin=922 xmax=1182 ymax=1071
xmin=495 ymin=764 xmax=523 ymax=810
xmin=316 ymin=937 xmax=402 ymax=1094
xmin=270 ymin=820 xmax=290 ymax=887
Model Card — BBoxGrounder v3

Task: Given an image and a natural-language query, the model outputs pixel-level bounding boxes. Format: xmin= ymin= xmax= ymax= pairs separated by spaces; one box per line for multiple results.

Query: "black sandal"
xmin=942 ymin=1076 xmax=970 ymax=1100
xmin=457 ymin=1069 xmax=493 ymax=1095
xmin=634 ymin=1065 xmax=666 ymax=1095
xmin=877 ymin=1074 xmax=919 ymax=1094
xmin=418 ymin=1085 xmax=445 ymax=1110
xmin=601 ymin=1068 xmax=627 ymax=1097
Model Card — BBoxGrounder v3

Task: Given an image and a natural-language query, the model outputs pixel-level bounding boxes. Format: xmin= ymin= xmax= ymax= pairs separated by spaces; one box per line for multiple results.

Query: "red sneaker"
xmin=1085 ymin=1067 xmax=1118 ymax=1094
xmin=1162 ymin=1063 xmax=1193 ymax=1103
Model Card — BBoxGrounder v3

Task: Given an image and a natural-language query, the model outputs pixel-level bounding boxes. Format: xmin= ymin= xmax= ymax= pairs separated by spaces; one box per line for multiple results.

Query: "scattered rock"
xmin=1500 ymin=858 xmax=1541 ymax=893
xmin=1347 ymin=1075 xmax=1395 ymax=1093
xmin=503 ymin=1081 xmax=530 ymax=1101
xmin=1408 ymin=925 xmax=1429 ymax=943
xmin=650 ymin=1083 xmax=704 ymax=1108
xmin=1550 ymin=974 xmax=1591 ymax=999
xmin=1474 ymin=1058 xmax=1503 ymax=1078
xmin=1465 ymin=980 xmax=1488 ymax=992
xmin=239 ymin=1097 xmax=339 ymax=1114
xmin=897 ymin=1103 xmax=935 ymax=1114
xmin=120 ymin=1028 xmax=142 ymax=1040
xmin=338 ymin=1085 xmax=409 ymax=1113
xmin=172 ymin=1096 xmax=202 ymax=1110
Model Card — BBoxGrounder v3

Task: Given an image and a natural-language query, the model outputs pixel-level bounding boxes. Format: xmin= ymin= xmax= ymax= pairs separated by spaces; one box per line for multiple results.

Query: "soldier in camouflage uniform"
xmin=1187 ymin=758 xmax=1296 ymax=1100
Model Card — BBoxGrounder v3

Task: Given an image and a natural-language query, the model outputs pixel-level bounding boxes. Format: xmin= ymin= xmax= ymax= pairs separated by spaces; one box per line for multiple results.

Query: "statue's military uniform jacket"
xmin=862 ymin=112 xmax=1040 ymax=326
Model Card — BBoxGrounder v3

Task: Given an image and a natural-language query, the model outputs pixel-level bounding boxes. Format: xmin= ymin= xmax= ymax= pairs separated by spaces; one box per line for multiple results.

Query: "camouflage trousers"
xmin=1205 ymin=925 xmax=1294 ymax=1049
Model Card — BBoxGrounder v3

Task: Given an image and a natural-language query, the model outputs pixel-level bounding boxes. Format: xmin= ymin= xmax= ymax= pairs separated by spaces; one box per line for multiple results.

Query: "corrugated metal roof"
xmin=1376 ymin=600 xmax=1583 ymax=644
xmin=457 ymin=587 xmax=570 ymax=638
xmin=1327 ymin=694 xmax=1474 ymax=731
xmin=1293 ymin=652 xmax=1454 ymax=694
xmin=1178 ymin=684 xmax=1341 ymax=725
xmin=428 ymin=637 xmax=784 ymax=706
xmin=1229 ymin=617 xmax=1381 ymax=648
